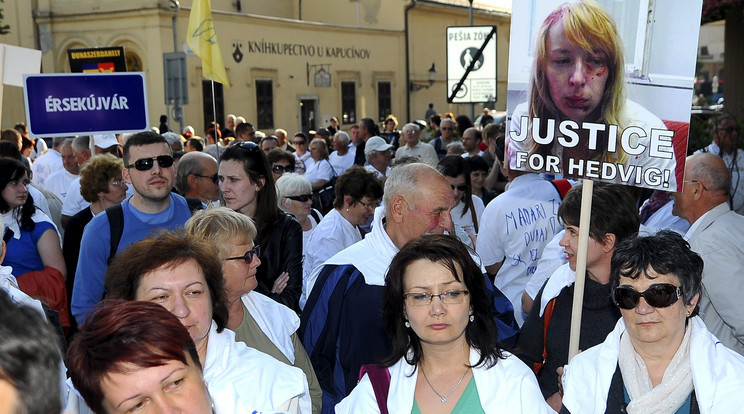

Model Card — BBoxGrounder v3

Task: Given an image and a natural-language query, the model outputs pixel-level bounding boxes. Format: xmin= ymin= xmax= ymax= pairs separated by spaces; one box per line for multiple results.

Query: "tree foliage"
xmin=702 ymin=0 xmax=744 ymax=24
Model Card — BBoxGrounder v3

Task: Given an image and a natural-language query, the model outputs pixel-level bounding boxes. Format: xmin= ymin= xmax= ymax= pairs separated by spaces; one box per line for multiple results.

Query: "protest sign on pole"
xmin=506 ymin=0 xmax=703 ymax=362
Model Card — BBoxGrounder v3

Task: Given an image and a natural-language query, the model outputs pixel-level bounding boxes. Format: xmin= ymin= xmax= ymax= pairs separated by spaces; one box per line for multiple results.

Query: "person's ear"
xmin=188 ymin=174 xmax=199 ymax=189
xmin=343 ymin=194 xmax=354 ymax=208
xmin=0 ymin=240 xmax=6 ymax=264
xmin=256 ymin=176 xmax=266 ymax=190
xmin=389 ymin=195 xmax=407 ymax=223
xmin=687 ymin=292 xmax=700 ymax=315
xmin=122 ymin=166 xmax=133 ymax=184
xmin=602 ymin=233 xmax=616 ymax=253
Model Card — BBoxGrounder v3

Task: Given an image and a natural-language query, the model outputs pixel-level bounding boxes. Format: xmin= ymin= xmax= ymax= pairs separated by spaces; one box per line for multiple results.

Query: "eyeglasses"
xmin=109 ymin=179 xmax=127 ymax=187
xmin=450 ymin=183 xmax=468 ymax=191
xmin=683 ymin=180 xmax=708 ymax=192
xmin=223 ymin=245 xmax=261 ymax=264
xmin=286 ymin=194 xmax=312 ymax=202
xmin=194 ymin=173 xmax=219 ymax=184
xmin=404 ymin=290 xmax=470 ymax=307
xmin=272 ymin=164 xmax=295 ymax=174
xmin=293 ymin=140 xmax=306 ymax=146
xmin=441 ymin=127 xmax=453 ymax=131
xmin=613 ymin=284 xmax=682 ymax=310
xmin=718 ymin=126 xmax=740 ymax=134
xmin=359 ymin=199 xmax=380 ymax=211
xmin=125 ymin=155 xmax=175 ymax=171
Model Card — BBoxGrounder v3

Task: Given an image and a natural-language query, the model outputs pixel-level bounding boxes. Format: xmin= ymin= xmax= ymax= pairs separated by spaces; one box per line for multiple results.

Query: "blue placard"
xmin=23 ymin=72 xmax=149 ymax=137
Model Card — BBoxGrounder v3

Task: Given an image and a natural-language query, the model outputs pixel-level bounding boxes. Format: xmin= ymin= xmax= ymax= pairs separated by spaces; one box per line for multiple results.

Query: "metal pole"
xmin=469 ymin=0 xmax=474 ymax=122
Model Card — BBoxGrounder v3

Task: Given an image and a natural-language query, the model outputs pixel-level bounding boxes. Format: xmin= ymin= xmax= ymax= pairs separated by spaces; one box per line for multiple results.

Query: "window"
xmin=341 ymin=81 xmax=356 ymax=125
xmin=377 ymin=82 xmax=391 ymax=122
xmin=256 ymin=80 xmax=273 ymax=130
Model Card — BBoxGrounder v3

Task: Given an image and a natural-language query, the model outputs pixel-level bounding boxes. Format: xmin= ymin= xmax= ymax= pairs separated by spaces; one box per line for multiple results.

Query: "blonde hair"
xmin=529 ymin=0 xmax=627 ymax=164
xmin=185 ymin=206 xmax=257 ymax=257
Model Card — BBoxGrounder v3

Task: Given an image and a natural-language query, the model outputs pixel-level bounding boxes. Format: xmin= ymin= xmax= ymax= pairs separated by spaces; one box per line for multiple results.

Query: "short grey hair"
xmin=276 ymin=173 xmax=312 ymax=210
xmin=71 ymin=135 xmax=90 ymax=153
xmin=334 ymin=131 xmax=350 ymax=145
xmin=383 ymin=163 xmax=438 ymax=217
xmin=402 ymin=123 xmax=420 ymax=134
xmin=440 ymin=118 xmax=455 ymax=128
xmin=175 ymin=152 xmax=217 ymax=194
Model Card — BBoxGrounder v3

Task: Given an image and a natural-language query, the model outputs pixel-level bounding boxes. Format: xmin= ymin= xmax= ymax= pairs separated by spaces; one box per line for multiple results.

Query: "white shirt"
xmin=329 ymin=150 xmax=355 ymax=176
xmin=304 ymin=158 xmax=333 ymax=185
xmin=364 ymin=164 xmax=390 ymax=181
xmin=450 ymin=194 xmax=485 ymax=249
xmin=336 ymin=348 xmax=553 ymax=414
xmin=31 ymin=149 xmax=62 ymax=188
xmin=475 ymin=173 xmax=563 ymax=326
xmin=44 ymin=170 xmax=77 ymax=202
xmin=303 ymin=208 xmax=361 ymax=282
xmin=394 ymin=141 xmax=439 ymax=167
xmin=61 ymin=178 xmax=90 ymax=216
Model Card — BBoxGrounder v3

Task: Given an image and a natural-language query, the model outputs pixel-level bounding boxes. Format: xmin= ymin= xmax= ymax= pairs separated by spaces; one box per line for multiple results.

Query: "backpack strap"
xmin=310 ymin=209 xmax=321 ymax=224
xmin=105 ymin=204 xmax=125 ymax=266
xmin=550 ymin=178 xmax=572 ymax=200
xmin=359 ymin=364 xmax=391 ymax=414
xmin=533 ymin=297 xmax=558 ymax=374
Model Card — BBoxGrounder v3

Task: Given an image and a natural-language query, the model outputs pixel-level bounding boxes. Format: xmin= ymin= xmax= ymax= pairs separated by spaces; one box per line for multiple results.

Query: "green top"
xmin=411 ymin=376 xmax=485 ymax=414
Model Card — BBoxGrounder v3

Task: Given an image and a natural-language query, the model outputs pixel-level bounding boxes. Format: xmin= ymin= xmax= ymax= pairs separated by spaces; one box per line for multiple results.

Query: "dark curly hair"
xmin=381 ymin=234 xmax=503 ymax=370
xmin=332 ymin=166 xmax=383 ymax=210
xmin=0 ymin=158 xmax=36 ymax=231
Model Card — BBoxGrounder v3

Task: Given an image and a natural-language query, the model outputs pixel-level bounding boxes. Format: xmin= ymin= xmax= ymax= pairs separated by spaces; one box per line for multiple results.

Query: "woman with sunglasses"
xmin=337 ymin=234 xmax=550 ymax=413
xmin=437 ymin=155 xmax=484 ymax=250
xmin=104 ymin=231 xmax=311 ymax=413
xmin=186 ymin=206 xmax=323 ymax=413
xmin=561 ymin=231 xmax=744 ymax=413
xmin=268 ymin=148 xmax=297 ymax=182
xmin=219 ymin=140 xmax=304 ymax=312
xmin=301 ymin=166 xmax=383 ymax=307
xmin=514 ymin=181 xmax=640 ymax=411
xmin=276 ymin=173 xmax=322 ymax=263
xmin=293 ymin=132 xmax=312 ymax=175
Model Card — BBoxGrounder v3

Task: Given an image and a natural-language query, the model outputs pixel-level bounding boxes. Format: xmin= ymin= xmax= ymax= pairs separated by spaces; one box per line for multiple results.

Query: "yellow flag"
xmin=187 ymin=0 xmax=230 ymax=88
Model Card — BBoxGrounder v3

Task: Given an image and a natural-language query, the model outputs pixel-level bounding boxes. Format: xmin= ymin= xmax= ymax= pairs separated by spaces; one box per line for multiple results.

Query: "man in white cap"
xmin=363 ymin=136 xmax=392 ymax=182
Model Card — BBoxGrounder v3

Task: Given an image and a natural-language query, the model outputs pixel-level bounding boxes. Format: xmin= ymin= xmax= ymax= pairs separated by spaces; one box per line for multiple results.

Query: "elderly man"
xmin=59 ymin=135 xmax=95 ymax=227
xmin=43 ymin=139 xmax=79 ymax=202
xmin=175 ymin=151 xmax=220 ymax=203
xmin=31 ymin=136 xmax=65 ymax=188
xmin=672 ymin=153 xmax=744 ymax=355
xmin=235 ymin=121 xmax=256 ymax=143
xmin=363 ymin=136 xmax=393 ymax=181
xmin=429 ymin=117 xmax=458 ymax=160
xmin=329 ymin=131 xmax=355 ymax=175
xmin=694 ymin=114 xmax=744 ymax=215
xmin=300 ymin=163 xmax=518 ymax=412
xmin=394 ymin=123 xmax=438 ymax=167
xmin=275 ymin=128 xmax=295 ymax=153
xmin=260 ymin=135 xmax=280 ymax=153
xmin=461 ymin=127 xmax=484 ymax=157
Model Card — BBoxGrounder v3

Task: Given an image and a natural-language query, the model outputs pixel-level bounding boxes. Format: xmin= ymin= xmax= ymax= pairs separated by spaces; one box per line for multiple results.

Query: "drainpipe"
xmin=405 ymin=0 xmax=416 ymax=122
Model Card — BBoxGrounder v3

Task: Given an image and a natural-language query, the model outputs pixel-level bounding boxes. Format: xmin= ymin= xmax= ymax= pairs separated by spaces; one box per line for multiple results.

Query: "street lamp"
xmin=409 ymin=62 xmax=437 ymax=92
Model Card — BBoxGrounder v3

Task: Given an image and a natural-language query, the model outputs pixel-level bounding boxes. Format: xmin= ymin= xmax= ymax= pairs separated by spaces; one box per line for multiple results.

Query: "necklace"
xmin=421 ymin=366 xmax=470 ymax=403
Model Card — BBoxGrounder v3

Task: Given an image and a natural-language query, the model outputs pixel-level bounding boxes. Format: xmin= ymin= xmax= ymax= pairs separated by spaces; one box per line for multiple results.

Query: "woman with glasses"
xmin=219 ymin=141 xmax=304 ymax=312
xmin=561 ymin=231 xmax=744 ymax=413
xmin=301 ymin=166 xmax=383 ymax=303
xmin=268 ymin=148 xmax=297 ymax=182
xmin=104 ymin=231 xmax=311 ymax=414
xmin=336 ymin=234 xmax=550 ymax=413
xmin=185 ymin=206 xmax=323 ymax=413
xmin=293 ymin=132 xmax=312 ymax=175
xmin=437 ymin=155 xmax=484 ymax=250
xmin=276 ymin=173 xmax=322 ymax=263
xmin=63 ymin=154 xmax=128 ymax=304
xmin=514 ymin=182 xmax=640 ymax=411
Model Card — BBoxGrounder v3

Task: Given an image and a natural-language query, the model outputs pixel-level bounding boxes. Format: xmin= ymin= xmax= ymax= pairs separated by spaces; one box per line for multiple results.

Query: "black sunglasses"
xmin=223 ymin=245 xmax=261 ymax=264
xmin=272 ymin=164 xmax=295 ymax=174
xmin=126 ymin=155 xmax=174 ymax=171
xmin=613 ymin=283 xmax=682 ymax=310
xmin=450 ymin=183 xmax=468 ymax=191
xmin=293 ymin=140 xmax=306 ymax=146
xmin=194 ymin=173 xmax=219 ymax=184
xmin=286 ymin=194 xmax=312 ymax=202
xmin=233 ymin=140 xmax=261 ymax=153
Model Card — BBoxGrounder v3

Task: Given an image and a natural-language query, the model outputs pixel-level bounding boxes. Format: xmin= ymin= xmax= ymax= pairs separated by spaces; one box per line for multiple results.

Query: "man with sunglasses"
xmin=694 ymin=114 xmax=744 ymax=215
xmin=71 ymin=131 xmax=197 ymax=324
xmin=176 ymin=151 xmax=220 ymax=204
xmin=429 ymin=117 xmax=458 ymax=160
xmin=292 ymin=132 xmax=312 ymax=175
xmin=672 ymin=153 xmax=744 ymax=356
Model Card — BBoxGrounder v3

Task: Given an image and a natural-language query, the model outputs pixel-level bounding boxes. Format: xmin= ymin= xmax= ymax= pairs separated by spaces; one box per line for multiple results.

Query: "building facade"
xmin=1 ymin=0 xmax=510 ymax=135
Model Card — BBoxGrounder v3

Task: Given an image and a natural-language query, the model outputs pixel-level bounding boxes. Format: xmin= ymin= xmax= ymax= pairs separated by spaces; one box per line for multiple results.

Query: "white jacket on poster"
xmin=562 ymin=317 xmax=744 ymax=413
xmin=335 ymin=348 xmax=554 ymax=414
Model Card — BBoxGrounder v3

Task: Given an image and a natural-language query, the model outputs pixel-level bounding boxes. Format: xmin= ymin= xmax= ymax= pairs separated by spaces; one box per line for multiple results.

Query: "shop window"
xmin=377 ymin=81 xmax=391 ymax=122
xmin=256 ymin=80 xmax=274 ymax=130
xmin=341 ymin=81 xmax=356 ymax=125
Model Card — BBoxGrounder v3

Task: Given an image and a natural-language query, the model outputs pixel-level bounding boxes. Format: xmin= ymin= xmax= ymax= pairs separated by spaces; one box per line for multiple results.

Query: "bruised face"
xmin=545 ymin=20 xmax=609 ymax=124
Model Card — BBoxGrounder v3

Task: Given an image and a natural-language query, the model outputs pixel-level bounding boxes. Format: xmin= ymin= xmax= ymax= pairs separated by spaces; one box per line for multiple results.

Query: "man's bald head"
xmin=672 ymin=153 xmax=731 ymax=223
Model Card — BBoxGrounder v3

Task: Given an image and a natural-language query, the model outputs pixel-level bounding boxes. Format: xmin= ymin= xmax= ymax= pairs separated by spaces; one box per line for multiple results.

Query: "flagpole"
xmin=210 ymin=77 xmax=219 ymax=162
